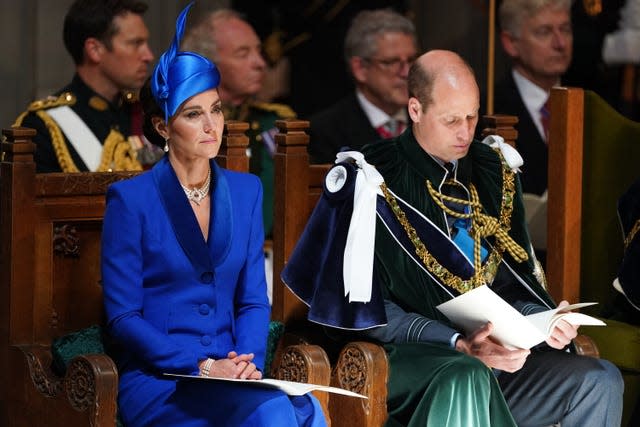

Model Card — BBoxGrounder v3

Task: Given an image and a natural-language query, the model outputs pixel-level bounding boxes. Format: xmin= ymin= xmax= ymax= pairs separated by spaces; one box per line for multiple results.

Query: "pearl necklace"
xmin=181 ymin=168 xmax=211 ymax=205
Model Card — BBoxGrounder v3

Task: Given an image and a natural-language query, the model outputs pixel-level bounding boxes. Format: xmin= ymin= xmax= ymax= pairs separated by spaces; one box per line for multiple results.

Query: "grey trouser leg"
xmin=497 ymin=349 xmax=623 ymax=427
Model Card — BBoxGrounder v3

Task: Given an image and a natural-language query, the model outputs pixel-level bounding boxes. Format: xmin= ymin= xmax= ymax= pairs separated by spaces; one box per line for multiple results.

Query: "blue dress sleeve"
xmin=101 ymin=184 xmax=201 ymax=375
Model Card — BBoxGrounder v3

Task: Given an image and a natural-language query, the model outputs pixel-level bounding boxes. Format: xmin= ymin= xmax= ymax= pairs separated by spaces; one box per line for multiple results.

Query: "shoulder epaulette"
xmin=13 ymin=92 xmax=76 ymax=127
xmin=26 ymin=92 xmax=76 ymax=112
xmin=251 ymin=101 xmax=296 ymax=119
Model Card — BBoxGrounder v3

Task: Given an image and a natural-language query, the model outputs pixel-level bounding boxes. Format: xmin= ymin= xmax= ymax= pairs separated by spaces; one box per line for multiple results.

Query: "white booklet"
xmin=436 ymin=285 xmax=606 ymax=349
xmin=164 ymin=373 xmax=367 ymax=398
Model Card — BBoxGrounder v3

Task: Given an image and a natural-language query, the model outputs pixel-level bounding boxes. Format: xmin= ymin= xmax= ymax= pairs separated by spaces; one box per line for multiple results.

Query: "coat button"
xmin=200 ymin=271 xmax=214 ymax=283
xmin=199 ymin=304 xmax=210 ymax=315
xmin=201 ymin=335 xmax=212 ymax=346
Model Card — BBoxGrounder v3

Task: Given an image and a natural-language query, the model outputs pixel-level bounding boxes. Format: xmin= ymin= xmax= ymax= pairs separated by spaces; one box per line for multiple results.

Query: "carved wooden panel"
xmin=53 ymin=224 xmax=79 ymax=257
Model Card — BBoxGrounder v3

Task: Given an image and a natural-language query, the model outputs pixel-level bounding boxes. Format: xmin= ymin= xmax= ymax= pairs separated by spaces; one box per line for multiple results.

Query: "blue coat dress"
xmin=101 ymin=156 xmax=325 ymax=427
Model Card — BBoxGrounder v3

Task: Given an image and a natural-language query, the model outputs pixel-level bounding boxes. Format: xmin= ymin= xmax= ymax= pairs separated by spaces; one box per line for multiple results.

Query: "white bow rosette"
xmin=481 ymin=135 xmax=524 ymax=172
xmin=324 ymin=151 xmax=384 ymax=303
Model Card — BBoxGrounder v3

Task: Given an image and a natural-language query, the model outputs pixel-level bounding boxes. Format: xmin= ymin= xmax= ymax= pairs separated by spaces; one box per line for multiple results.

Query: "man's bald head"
xmin=407 ymin=50 xmax=480 ymax=162
xmin=408 ymin=50 xmax=477 ymax=113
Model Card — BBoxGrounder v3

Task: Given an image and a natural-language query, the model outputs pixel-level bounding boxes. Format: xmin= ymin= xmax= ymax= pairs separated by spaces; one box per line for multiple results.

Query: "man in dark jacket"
xmin=308 ymin=9 xmax=418 ymax=164
xmin=15 ymin=0 xmax=155 ymax=173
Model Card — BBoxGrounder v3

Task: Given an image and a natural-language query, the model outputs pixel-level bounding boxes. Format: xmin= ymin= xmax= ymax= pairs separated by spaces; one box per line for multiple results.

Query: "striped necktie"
xmin=540 ymin=99 xmax=550 ymax=143
xmin=376 ymin=119 xmax=406 ymax=139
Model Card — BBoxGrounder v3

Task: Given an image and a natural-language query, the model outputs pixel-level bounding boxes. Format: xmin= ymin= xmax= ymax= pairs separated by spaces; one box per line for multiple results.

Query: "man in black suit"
xmin=308 ymin=9 xmax=418 ymax=164
xmin=495 ymin=0 xmax=573 ymax=196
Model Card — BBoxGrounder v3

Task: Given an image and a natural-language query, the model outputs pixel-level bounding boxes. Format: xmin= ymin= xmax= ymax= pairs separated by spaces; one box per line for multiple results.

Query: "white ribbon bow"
xmin=481 ymin=135 xmax=524 ymax=172
xmin=327 ymin=151 xmax=384 ymax=302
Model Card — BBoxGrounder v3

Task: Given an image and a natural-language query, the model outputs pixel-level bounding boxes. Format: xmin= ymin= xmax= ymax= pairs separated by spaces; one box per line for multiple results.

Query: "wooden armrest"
xmin=65 ymin=354 xmax=118 ymax=426
xmin=18 ymin=345 xmax=118 ymax=427
xmin=274 ymin=344 xmax=331 ymax=425
xmin=18 ymin=344 xmax=64 ymax=397
xmin=275 ymin=343 xmax=331 ymax=385
xmin=330 ymin=341 xmax=389 ymax=427
xmin=573 ymin=334 xmax=600 ymax=358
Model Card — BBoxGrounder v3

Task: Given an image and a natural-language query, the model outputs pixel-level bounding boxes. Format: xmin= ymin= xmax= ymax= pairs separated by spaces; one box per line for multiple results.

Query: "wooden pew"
xmin=0 ymin=121 xmax=330 ymax=427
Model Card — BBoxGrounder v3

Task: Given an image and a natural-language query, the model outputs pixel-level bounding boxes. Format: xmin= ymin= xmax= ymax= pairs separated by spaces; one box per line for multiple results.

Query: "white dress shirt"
xmin=512 ymin=69 xmax=555 ymax=141
xmin=356 ymin=90 xmax=406 ymax=130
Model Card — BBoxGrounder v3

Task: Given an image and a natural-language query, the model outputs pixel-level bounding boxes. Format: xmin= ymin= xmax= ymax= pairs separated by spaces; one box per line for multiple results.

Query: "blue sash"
xmin=376 ymin=189 xmax=481 ymax=298
xmin=282 ymin=162 xmax=497 ymax=330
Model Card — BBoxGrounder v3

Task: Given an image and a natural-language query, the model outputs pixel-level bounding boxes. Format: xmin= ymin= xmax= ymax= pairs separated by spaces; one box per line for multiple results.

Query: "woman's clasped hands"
xmin=199 ymin=351 xmax=262 ymax=380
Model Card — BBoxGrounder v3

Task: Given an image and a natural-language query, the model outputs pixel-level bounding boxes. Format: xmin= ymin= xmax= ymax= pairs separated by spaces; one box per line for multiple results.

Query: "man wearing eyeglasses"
xmin=308 ymin=9 xmax=418 ymax=164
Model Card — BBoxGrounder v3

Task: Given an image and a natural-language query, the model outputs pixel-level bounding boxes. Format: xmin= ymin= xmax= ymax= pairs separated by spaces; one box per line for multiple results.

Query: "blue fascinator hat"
xmin=151 ymin=2 xmax=221 ymax=121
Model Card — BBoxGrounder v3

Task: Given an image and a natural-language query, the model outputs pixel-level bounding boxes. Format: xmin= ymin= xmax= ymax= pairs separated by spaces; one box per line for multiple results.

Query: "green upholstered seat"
xmin=579 ymin=90 xmax=640 ymax=310
xmin=51 ymin=325 xmax=105 ymax=376
xmin=580 ymin=90 xmax=640 ymax=427
xmin=584 ymin=319 xmax=640 ymax=426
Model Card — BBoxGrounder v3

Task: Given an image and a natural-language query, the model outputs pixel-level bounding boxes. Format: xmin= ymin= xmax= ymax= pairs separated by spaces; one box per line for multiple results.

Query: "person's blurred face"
xmin=408 ymin=68 xmax=480 ymax=163
xmin=167 ymin=89 xmax=224 ymax=162
xmin=213 ymin=17 xmax=266 ymax=106
xmin=99 ymin=12 xmax=154 ymax=91
xmin=504 ymin=5 xmax=572 ymax=85
xmin=354 ymin=32 xmax=417 ymax=115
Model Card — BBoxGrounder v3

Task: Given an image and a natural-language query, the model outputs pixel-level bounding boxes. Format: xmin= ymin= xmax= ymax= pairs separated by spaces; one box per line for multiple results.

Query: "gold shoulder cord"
xmin=36 ymin=110 xmax=80 ymax=173
xmin=99 ymin=129 xmax=142 ymax=172
xmin=13 ymin=93 xmax=80 ymax=172
xmin=380 ymin=149 xmax=527 ymax=294
xmin=26 ymin=115 xmax=142 ymax=173
xmin=13 ymin=92 xmax=76 ymax=127
xmin=624 ymin=219 xmax=640 ymax=249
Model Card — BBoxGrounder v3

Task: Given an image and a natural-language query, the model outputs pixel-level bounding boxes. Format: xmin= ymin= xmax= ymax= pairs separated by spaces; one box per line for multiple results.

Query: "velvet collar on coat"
xmin=398 ymin=129 xmax=471 ymax=185
xmin=363 ymin=128 xmax=555 ymax=309
xmin=152 ymin=156 xmax=232 ymax=271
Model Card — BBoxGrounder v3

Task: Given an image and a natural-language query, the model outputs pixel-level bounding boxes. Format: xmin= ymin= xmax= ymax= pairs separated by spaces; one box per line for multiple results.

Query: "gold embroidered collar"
xmin=380 ymin=149 xmax=527 ymax=294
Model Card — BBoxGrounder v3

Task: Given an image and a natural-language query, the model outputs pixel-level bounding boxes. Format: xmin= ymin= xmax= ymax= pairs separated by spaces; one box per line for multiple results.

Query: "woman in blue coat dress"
xmin=100 ymin=4 xmax=326 ymax=426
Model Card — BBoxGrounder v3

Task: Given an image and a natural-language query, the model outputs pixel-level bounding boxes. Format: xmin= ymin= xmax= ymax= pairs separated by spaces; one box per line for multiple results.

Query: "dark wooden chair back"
xmin=272 ymin=119 xmax=389 ymax=427
xmin=481 ymin=114 xmax=519 ymax=147
xmin=1 ymin=126 xmax=132 ymax=427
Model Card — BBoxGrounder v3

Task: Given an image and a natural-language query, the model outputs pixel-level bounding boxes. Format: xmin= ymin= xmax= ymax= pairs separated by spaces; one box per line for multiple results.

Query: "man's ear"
xmin=84 ymin=38 xmax=104 ymax=63
xmin=408 ymin=97 xmax=421 ymax=122
xmin=152 ymin=117 xmax=169 ymax=140
xmin=350 ymin=57 xmax=368 ymax=84
xmin=500 ymin=30 xmax=519 ymax=58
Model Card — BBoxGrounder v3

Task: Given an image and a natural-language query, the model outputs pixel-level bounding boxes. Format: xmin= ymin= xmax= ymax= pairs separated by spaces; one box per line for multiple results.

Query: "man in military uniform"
xmin=182 ymin=8 xmax=295 ymax=238
xmin=14 ymin=0 xmax=155 ymax=173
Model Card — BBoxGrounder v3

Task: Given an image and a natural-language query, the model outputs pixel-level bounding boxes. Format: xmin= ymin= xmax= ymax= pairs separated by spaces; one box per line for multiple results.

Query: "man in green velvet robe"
xmin=352 ymin=50 xmax=623 ymax=426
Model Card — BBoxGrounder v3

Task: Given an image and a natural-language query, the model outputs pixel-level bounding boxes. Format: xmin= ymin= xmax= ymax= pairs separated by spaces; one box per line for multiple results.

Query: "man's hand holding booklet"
xmin=436 ymin=285 xmax=606 ymax=349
